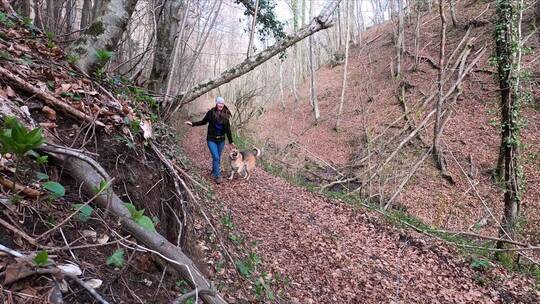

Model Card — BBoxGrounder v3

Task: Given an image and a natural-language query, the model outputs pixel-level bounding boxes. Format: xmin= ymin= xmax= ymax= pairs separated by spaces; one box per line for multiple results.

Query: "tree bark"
xmin=163 ymin=0 xmax=191 ymax=106
xmin=68 ymin=0 xmax=138 ymax=75
xmin=168 ymin=0 xmax=343 ymax=114
xmin=308 ymin=0 xmax=320 ymax=122
xmin=449 ymin=0 xmax=458 ymax=26
xmin=33 ymin=0 xmax=44 ymax=29
xmin=335 ymin=0 xmax=351 ymax=131
xmin=13 ymin=0 xmax=31 ymax=16
xmin=81 ymin=0 xmax=92 ymax=30
xmin=246 ymin=0 xmax=260 ymax=57
xmin=395 ymin=0 xmax=404 ymax=78
xmin=494 ymin=0 xmax=522 ymax=244
xmin=413 ymin=9 xmax=421 ymax=69
xmin=91 ymin=0 xmax=103 ymax=23
xmin=433 ymin=0 xmax=448 ymax=174
xmin=291 ymin=0 xmax=300 ymax=103
xmin=148 ymin=0 xmax=183 ymax=93
xmin=279 ymin=60 xmax=285 ymax=110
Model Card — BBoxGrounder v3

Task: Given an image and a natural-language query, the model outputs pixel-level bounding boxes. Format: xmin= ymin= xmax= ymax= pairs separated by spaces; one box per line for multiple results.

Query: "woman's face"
xmin=216 ymin=103 xmax=225 ymax=111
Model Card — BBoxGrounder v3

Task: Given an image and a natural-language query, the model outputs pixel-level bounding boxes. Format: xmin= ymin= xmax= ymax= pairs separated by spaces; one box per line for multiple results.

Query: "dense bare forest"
xmin=0 ymin=0 xmax=539 ymax=303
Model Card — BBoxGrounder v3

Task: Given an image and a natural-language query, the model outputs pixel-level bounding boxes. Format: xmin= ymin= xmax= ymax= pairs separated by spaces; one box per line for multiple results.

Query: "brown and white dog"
xmin=228 ymin=147 xmax=261 ymax=180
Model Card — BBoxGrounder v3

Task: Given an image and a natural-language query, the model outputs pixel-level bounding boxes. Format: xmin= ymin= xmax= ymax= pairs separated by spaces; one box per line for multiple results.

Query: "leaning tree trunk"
xmin=167 ymin=0 xmax=343 ymax=115
xmin=68 ymin=0 xmax=138 ymax=75
xmin=494 ymin=0 xmax=522 ymax=245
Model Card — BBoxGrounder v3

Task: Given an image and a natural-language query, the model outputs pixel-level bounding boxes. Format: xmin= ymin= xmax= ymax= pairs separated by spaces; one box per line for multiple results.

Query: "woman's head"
xmin=213 ymin=96 xmax=230 ymax=122
xmin=215 ymin=96 xmax=225 ymax=111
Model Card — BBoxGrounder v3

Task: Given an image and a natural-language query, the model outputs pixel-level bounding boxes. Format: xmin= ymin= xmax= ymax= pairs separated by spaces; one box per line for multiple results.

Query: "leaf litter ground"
xmin=184 ymin=127 xmax=538 ymax=303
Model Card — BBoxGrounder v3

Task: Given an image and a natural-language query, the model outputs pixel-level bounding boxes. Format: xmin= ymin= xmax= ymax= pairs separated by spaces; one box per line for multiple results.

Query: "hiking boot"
xmin=215 ymin=176 xmax=223 ymax=184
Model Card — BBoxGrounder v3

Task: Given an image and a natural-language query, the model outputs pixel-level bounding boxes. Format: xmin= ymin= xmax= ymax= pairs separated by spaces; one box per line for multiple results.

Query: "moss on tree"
xmin=86 ymin=21 xmax=105 ymax=37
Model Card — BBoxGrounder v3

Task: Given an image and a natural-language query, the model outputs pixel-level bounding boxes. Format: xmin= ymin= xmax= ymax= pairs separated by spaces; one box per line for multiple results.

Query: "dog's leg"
xmin=245 ymin=171 xmax=251 ymax=180
xmin=229 ymin=169 xmax=235 ymax=180
xmin=241 ymin=165 xmax=248 ymax=179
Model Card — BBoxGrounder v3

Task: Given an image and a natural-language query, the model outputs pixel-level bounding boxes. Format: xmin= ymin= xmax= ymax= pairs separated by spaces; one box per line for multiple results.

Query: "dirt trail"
xmin=183 ymin=127 xmax=538 ymax=303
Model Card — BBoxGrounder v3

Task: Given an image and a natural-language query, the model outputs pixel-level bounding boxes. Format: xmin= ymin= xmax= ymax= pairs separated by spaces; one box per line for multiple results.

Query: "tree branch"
xmin=167 ymin=0 xmax=342 ymax=115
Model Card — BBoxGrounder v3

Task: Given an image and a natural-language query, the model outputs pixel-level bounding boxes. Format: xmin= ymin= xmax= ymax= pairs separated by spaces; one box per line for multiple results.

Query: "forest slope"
xmin=183 ymin=125 xmax=538 ymax=303
xmin=253 ymin=1 xmax=540 ymax=245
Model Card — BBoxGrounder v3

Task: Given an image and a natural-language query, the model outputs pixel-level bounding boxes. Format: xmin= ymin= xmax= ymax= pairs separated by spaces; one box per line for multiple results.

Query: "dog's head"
xmin=229 ymin=148 xmax=241 ymax=160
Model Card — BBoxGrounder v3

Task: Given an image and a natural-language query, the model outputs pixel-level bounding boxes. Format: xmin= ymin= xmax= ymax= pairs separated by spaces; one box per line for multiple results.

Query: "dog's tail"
xmin=253 ymin=147 xmax=261 ymax=157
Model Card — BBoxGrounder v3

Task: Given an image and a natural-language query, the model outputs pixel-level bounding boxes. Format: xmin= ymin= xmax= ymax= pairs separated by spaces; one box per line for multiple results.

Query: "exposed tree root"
xmin=49 ymin=152 xmax=228 ymax=304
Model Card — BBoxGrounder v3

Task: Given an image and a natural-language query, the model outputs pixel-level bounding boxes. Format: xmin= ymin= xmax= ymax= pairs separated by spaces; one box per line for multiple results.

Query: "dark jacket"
xmin=192 ymin=107 xmax=234 ymax=144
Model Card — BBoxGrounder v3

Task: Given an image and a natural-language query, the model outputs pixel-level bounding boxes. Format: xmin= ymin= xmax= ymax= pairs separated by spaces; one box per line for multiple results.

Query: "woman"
xmin=185 ymin=96 xmax=234 ymax=184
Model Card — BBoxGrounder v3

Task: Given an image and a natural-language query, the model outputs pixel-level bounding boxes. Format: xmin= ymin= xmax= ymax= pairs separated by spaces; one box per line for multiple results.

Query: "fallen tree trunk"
xmin=53 ymin=154 xmax=227 ymax=304
xmin=167 ymin=0 xmax=342 ymax=115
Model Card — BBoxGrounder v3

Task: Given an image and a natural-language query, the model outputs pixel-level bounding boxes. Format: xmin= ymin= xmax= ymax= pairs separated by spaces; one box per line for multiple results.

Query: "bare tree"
xmin=335 ymin=0 xmax=351 ymax=131
xmin=13 ymin=0 xmax=31 ymax=16
xmin=279 ymin=59 xmax=286 ymax=110
xmin=163 ymin=0 xmax=192 ymax=106
xmin=494 ymin=0 xmax=523 ymax=244
xmin=168 ymin=0 xmax=343 ymax=115
xmin=413 ymin=2 xmax=422 ymax=69
xmin=308 ymin=0 xmax=320 ymax=123
xmin=291 ymin=0 xmax=300 ymax=103
xmin=148 ymin=0 xmax=183 ymax=93
xmin=449 ymin=0 xmax=458 ymax=26
xmin=246 ymin=0 xmax=261 ymax=57
xmin=433 ymin=0 xmax=448 ymax=174
xmin=81 ymin=0 xmax=92 ymax=30
xmin=395 ymin=0 xmax=405 ymax=78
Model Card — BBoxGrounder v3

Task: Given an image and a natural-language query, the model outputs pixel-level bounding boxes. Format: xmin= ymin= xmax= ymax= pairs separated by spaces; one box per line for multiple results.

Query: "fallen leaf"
xmin=97 ymin=234 xmax=110 ymax=244
xmin=58 ymin=279 xmax=69 ymax=293
xmin=75 ymin=89 xmax=98 ymax=96
xmin=39 ymin=122 xmax=58 ymax=129
xmin=85 ymin=279 xmax=103 ymax=289
xmin=14 ymin=44 xmax=31 ymax=53
xmin=57 ymin=263 xmax=82 ymax=276
xmin=141 ymin=120 xmax=152 ymax=139
xmin=81 ymin=230 xmax=97 ymax=239
xmin=6 ymin=86 xmax=15 ymax=97
xmin=4 ymin=261 xmax=33 ymax=284
xmin=42 ymin=106 xmax=57 ymax=120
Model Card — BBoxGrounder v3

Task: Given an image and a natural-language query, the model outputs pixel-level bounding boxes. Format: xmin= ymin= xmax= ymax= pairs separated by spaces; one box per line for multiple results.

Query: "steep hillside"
xmin=253 ymin=1 xmax=540 ymax=246
xmin=0 ymin=10 xmax=226 ymax=303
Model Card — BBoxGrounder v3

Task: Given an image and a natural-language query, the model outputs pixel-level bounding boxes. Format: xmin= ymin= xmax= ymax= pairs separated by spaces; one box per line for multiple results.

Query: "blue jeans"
xmin=207 ymin=140 xmax=225 ymax=178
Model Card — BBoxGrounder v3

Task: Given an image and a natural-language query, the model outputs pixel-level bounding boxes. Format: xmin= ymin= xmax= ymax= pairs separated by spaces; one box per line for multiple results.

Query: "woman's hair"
xmin=212 ymin=105 xmax=231 ymax=123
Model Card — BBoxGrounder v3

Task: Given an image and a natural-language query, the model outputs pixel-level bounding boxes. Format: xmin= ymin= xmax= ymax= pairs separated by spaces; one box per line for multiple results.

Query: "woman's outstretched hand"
xmin=185 ymin=121 xmax=193 ymax=126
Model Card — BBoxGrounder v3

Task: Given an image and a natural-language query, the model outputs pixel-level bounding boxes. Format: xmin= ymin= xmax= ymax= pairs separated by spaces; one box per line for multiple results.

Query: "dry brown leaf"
xmin=39 ymin=122 xmax=58 ymax=129
xmin=141 ymin=120 xmax=152 ymax=139
xmin=6 ymin=86 xmax=16 ymax=97
xmin=13 ymin=43 xmax=31 ymax=54
xmin=42 ymin=106 xmax=56 ymax=120
xmin=4 ymin=261 xmax=33 ymax=285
